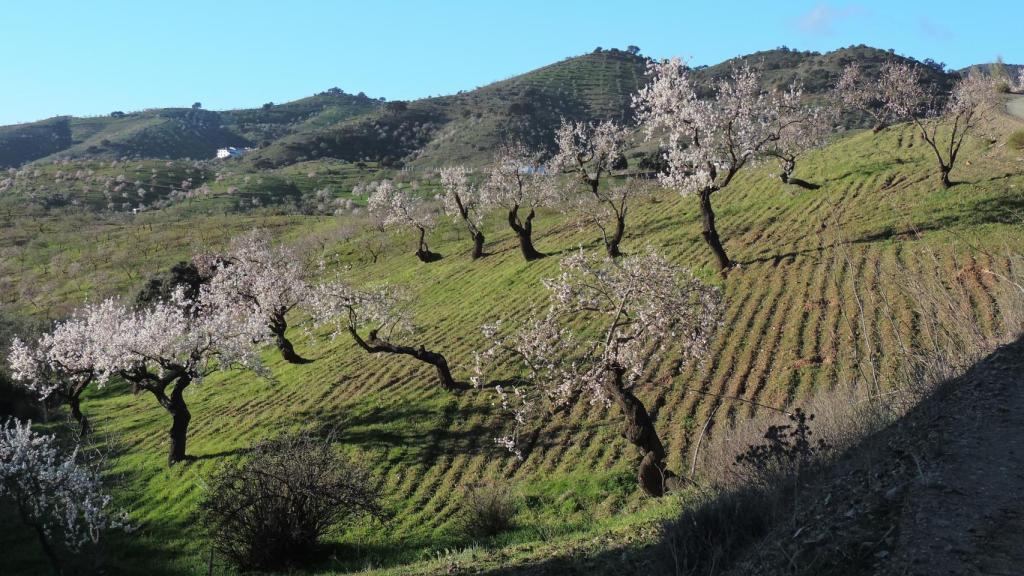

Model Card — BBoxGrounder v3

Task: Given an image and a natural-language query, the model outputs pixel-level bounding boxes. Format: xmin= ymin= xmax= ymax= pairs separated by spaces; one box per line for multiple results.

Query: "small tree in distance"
xmin=839 ymin=62 xmax=997 ymax=188
xmin=440 ymin=166 xmax=487 ymax=260
xmin=311 ymin=281 xmax=459 ymax=390
xmin=835 ymin=62 xmax=904 ymax=132
xmin=368 ymin=180 xmax=441 ymax=262
xmin=482 ymin=141 xmax=559 ymax=261
xmin=473 ymin=249 xmax=721 ymax=497
xmin=551 ymin=120 xmax=636 ymax=256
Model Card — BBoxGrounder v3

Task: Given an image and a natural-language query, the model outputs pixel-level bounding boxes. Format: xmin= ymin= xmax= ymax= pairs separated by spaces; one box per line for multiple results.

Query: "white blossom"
xmin=0 ymin=420 xmax=129 ymax=552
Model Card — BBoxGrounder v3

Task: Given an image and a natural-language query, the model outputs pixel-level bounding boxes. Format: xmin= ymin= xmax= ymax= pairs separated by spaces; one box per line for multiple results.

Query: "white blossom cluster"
xmin=10 ymin=287 xmax=268 ymax=399
xmin=438 ymin=166 xmax=484 ymax=228
xmin=474 ymin=249 xmax=721 ymax=457
xmin=367 ymin=179 xmax=435 ymax=231
xmin=481 ymin=142 xmax=561 ymax=211
xmin=204 ymin=230 xmax=308 ymax=334
xmin=308 ymin=279 xmax=413 ymax=341
xmin=0 ymin=419 xmax=128 ymax=550
xmin=634 ymin=58 xmax=820 ymax=196
xmin=549 ymin=119 xmax=629 ymax=182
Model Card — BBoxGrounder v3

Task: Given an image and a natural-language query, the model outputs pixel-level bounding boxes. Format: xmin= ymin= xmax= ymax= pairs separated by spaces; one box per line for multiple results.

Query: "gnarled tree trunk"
xmin=606 ymin=213 xmax=626 ymax=257
xmin=471 ymin=231 xmax=485 ymax=260
xmin=152 ymin=376 xmax=193 ymax=466
xmin=603 ymin=366 xmax=677 ymax=497
xmin=68 ymin=391 xmax=90 ymax=439
xmin=270 ymin=311 xmax=311 ymax=364
xmin=940 ymin=164 xmax=952 ymax=188
xmin=508 ymin=206 xmax=544 ymax=261
xmin=698 ymin=189 xmax=731 ymax=272
xmin=348 ymin=328 xmax=457 ymax=390
xmin=779 ymin=158 xmax=820 ymax=190
xmin=415 ymin=227 xmax=442 ymax=263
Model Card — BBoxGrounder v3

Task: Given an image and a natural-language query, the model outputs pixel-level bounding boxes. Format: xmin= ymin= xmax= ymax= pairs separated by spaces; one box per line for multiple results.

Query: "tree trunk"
xmin=698 ymin=189 xmax=731 ymax=272
xmin=471 ymin=231 xmax=485 ymax=260
xmin=508 ymin=207 xmax=544 ymax=261
xmin=606 ymin=214 xmax=625 ymax=257
xmin=415 ymin=226 xmax=442 ymax=262
xmin=940 ymin=165 xmax=952 ymax=188
xmin=154 ymin=377 xmax=193 ymax=466
xmin=349 ymin=328 xmax=457 ymax=390
xmin=270 ymin=312 xmax=311 ymax=364
xmin=68 ymin=392 xmax=90 ymax=439
xmin=603 ymin=366 xmax=675 ymax=497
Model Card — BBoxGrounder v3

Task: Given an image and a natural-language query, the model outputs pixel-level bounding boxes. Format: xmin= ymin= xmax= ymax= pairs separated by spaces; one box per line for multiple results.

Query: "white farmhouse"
xmin=216 ymin=147 xmax=246 ymax=159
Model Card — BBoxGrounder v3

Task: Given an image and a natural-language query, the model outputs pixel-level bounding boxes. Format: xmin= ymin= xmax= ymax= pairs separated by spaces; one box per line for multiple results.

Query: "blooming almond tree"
xmin=835 ymin=62 xmax=905 ymax=132
xmin=0 ymin=419 xmax=128 ymax=574
xmin=550 ymin=120 xmax=635 ymax=256
xmin=473 ymin=250 xmax=721 ymax=497
xmin=368 ymin=180 xmax=441 ymax=262
xmin=764 ymin=84 xmax=837 ymax=190
xmin=842 ymin=63 xmax=997 ymax=187
xmin=206 ymin=230 xmax=313 ymax=364
xmin=482 ymin=141 xmax=559 ymax=261
xmin=9 ymin=317 xmax=100 ymax=438
xmin=439 ymin=166 xmax=487 ymax=260
xmin=11 ymin=291 xmax=267 ymax=467
xmin=634 ymin=60 xmax=823 ymax=271
xmin=311 ymin=281 xmax=458 ymax=390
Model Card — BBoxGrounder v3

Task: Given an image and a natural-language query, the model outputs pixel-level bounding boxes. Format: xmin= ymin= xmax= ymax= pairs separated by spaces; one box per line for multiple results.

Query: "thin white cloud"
xmin=917 ymin=16 xmax=954 ymax=41
xmin=795 ymin=3 xmax=867 ymax=35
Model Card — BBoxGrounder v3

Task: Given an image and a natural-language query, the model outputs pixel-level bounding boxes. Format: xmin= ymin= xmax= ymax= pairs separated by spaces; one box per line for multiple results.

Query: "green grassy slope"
xmin=1 ymin=110 xmax=1023 ymax=574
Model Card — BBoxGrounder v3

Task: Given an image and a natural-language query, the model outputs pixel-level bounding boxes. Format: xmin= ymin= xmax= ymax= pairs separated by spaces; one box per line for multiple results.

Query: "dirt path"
xmin=1007 ymin=95 xmax=1024 ymax=121
xmin=880 ymin=337 xmax=1024 ymax=575
xmin=723 ymin=336 xmax=1024 ymax=576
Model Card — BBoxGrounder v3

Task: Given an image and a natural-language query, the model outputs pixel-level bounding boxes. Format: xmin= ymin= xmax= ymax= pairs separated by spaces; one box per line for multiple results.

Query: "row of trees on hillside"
xmin=371 ymin=58 xmax=998 ymax=272
xmin=4 ymin=54 xmax=1003 ymax=508
xmin=8 ymin=231 xmax=456 ymax=466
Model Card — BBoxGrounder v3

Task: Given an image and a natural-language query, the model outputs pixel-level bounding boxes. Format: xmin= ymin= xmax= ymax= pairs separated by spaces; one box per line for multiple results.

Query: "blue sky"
xmin=1 ymin=0 xmax=1020 ymax=125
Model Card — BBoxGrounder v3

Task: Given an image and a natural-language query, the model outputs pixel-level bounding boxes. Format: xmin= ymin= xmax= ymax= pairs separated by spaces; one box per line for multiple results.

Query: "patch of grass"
xmin=1009 ymin=129 xmax=1024 ymax=150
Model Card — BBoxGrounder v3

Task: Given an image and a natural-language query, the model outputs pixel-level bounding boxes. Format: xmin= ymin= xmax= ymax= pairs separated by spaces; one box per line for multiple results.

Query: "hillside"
xmin=0 ymin=46 xmax=969 ymax=174
xmin=0 ymin=91 xmax=381 ymax=168
xmin=1 ymin=95 xmax=1023 ymax=575
xmin=247 ymin=48 xmax=650 ymax=168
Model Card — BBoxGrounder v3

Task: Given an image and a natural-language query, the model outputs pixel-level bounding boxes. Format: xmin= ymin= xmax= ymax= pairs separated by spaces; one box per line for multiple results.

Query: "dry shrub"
xmin=1009 ymin=129 xmax=1024 ymax=151
xmin=457 ymin=481 xmax=518 ymax=539
xmin=200 ymin=433 xmax=382 ymax=571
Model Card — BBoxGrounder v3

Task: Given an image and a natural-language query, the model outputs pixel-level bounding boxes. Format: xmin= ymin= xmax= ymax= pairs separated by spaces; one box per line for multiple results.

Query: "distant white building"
xmin=216 ymin=147 xmax=246 ymax=159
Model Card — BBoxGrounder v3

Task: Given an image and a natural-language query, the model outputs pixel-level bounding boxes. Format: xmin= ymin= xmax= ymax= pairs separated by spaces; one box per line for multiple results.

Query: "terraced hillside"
xmin=1 ymin=103 xmax=1022 ymax=575
xmin=248 ymin=49 xmax=650 ymax=168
